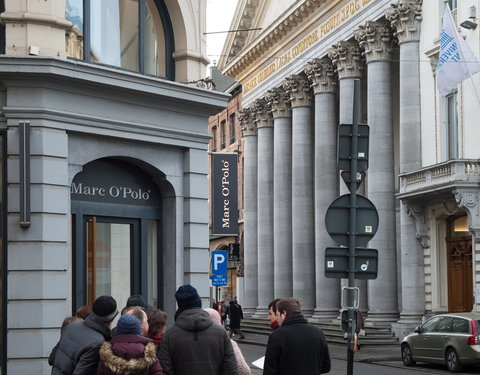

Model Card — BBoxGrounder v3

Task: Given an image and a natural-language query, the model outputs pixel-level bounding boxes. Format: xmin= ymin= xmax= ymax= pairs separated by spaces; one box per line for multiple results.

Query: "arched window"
xmin=65 ymin=0 xmax=175 ymax=80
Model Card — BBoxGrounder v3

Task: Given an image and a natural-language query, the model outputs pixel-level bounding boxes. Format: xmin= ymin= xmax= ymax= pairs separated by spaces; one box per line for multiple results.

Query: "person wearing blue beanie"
xmin=98 ymin=313 xmax=163 ymax=374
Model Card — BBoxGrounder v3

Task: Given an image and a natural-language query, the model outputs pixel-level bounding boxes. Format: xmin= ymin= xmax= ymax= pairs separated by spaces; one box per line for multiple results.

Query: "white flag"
xmin=437 ymin=4 xmax=480 ymax=96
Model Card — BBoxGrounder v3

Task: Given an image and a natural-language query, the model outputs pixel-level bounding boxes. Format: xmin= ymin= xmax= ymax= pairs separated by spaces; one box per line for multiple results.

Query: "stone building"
xmin=218 ymin=0 xmax=480 ymax=339
xmin=0 ymin=0 xmax=228 ymax=373
xmin=208 ymin=83 xmax=244 ymax=305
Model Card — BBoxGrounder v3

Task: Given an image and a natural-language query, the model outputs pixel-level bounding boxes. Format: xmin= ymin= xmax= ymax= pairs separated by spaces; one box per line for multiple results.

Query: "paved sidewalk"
xmin=234 ymin=332 xmax=401 ymax=374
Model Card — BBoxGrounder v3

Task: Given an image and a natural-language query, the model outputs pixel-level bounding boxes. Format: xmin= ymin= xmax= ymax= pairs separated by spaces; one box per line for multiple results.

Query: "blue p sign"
xmin=212 ymin=250 xmax=227 ymax=274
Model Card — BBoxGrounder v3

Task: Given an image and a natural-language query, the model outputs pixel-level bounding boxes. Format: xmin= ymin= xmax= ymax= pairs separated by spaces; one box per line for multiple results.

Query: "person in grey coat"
xmin=158 ymin=285 xmax=238 ymax=375
xmin=50 ymin=295 xmax=118 ymax=375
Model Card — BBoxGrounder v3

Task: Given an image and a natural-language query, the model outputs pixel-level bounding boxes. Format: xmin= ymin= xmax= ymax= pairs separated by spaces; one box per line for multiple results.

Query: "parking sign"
xmin=211 ymin=250 xmax=227 ymax=274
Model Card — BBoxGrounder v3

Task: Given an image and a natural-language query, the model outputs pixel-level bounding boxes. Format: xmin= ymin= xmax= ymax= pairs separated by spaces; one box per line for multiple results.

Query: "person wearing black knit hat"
xmin=51 ymin=295 xmax=118 ymax=375
xmin=158 ymin=285 xmax=238 ymax=375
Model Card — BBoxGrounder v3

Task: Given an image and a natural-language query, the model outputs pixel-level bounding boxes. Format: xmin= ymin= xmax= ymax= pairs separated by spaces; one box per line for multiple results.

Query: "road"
xmin=237 ymin=342 xmax=480 ymax=375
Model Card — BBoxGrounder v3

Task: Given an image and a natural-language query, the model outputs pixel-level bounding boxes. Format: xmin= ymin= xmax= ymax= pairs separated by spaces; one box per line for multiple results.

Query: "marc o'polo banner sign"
xmin=212 ymin=153 xmax=238 ymax=235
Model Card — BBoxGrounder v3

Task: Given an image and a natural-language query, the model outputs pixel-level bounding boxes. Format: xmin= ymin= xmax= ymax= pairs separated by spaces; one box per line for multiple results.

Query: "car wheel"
xmin=445 ymin=347 xmax=463 ymax=372
xmin=401 ymin=343 xmax=416 ymax=366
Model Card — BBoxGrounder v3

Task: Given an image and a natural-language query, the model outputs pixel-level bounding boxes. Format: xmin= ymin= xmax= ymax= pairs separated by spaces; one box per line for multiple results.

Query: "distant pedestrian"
xmin=220 ymin=301 xmax=229 ymax=330
xmin=158 ymin=284 xmax=237 ymax=375
xmin=228 ymin=299 xmax=245 ymax=339
xmin=204 ymin=308 xmax=251 ymax=375
xmin=97 ymin=314 xmax=163 ymax=375
xmin=51 ymin=295 xmax=119 ymax=375
xmin=267 ymin=299 xmax=281 ymax=330
xmin=263 ymin=298 xmax=331 ymax=375
xmin=212 ymin=299 xmax=219 ymax=312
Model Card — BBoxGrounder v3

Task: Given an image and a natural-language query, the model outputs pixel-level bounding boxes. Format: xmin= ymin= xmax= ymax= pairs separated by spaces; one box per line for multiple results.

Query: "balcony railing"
xmin=398 ymin=159 xmax=480 ymax=199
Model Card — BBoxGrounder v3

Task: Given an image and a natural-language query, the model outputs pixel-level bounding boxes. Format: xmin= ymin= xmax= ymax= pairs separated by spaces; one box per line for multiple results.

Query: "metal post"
xmin=347 ymin=79 xmax=361 ymax=375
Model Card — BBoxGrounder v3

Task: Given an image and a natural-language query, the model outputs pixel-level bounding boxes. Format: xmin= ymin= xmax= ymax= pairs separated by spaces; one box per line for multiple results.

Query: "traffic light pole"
xmin=347 ymin=79 xmax=361 ymax=375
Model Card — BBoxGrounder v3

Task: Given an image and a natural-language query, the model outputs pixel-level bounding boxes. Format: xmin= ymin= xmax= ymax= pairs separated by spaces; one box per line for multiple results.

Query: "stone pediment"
xmin=218 ymin=0 xmax=327 ymax=77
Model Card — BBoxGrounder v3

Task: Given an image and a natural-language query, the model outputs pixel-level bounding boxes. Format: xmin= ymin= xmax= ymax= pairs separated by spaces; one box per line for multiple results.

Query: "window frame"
xmin=70 ymin=0 xmax=175 ymax=80
xmin=229 ymin=114 xmax=236 ymax=145
xmin=445 ymin=91 xmax=458 ymax=159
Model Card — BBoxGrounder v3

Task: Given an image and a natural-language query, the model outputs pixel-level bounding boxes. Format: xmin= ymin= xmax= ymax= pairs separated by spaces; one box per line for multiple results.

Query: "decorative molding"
xmin=304 ymin=58 xmax=337 ymax=95
xmin=355 ymin=21 xmax=393 ymax=62
xmin=283 ymin=73 xmax=313 ymax=108
xmin=239 ymin=108 xmax=256 ymax=136
xmin=405 ymin=202 xmax=430 ymax=249
xmin=251 ymin=98 xmax=273 ymax=128
xmin=265 ymin=88 xmax=291 ymax=119
xmin=222 ymin=0 xmax=327 ymax=77
xmin=454 ymin=189 xmax=480 ymax=242
xmin=385 ymin=0 xmax=423 ymax=44
xmin=328 ymin=41 xmax=364 ymax=80
xmin=443 ymin=198 xmax=458 ymax=216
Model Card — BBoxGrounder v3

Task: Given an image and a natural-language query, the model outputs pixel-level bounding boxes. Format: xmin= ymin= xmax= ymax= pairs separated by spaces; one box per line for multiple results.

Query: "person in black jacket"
xmin=228 ymin=298 xmax=245 ymax=339
xmin=50 ymin=295 xmax=118 ymax=375
xmin=263 ymin=298 xmax=331 ymax=375
xmin=158 ymin=284 xmax=237 ymax=375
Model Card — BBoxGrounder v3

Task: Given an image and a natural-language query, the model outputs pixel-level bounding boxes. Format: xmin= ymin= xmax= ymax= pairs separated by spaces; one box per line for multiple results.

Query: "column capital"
xmin=355 ymin=21 xmax=393 ymax=62
xmin=239 ymin=108 xmax=256 ymax=136
xmin=252 ymin=98 xmax=273 ymax=128
xmin=454 ymin=189 xmax=480 ymax=242
xmin=385 ymin=0 xmax=423 ymax=44
xmin=283 ymin=73 xmax=313 ymax=108
xmin=304 ymin=58 xmax=337 ymax=95
xmin=404 ymin=202 xmax=430 ymax=249
xmin=328 ymin=40 xmax=364 ymax=80
xmin=265 ymin=88 xmax=291 ymax=119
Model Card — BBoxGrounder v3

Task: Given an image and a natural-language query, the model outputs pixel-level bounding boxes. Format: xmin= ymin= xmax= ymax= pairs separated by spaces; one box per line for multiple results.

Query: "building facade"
xmin=208 ymin=84 xmax=244 ymax=305
xmin=0 ymin=0 xmax=228 ymax=373
xmin=219 ymin=0 xmax=480 ymax=339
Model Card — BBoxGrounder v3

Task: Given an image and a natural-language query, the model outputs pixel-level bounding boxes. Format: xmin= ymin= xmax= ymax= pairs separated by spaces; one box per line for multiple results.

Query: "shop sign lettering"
xmin=71 ymin=182 xmax=151 ymax=201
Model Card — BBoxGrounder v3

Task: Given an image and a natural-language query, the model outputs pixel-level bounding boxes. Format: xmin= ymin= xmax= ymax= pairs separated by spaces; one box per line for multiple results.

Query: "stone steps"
xmin=240 ymin=318 xmax=399 ymax=347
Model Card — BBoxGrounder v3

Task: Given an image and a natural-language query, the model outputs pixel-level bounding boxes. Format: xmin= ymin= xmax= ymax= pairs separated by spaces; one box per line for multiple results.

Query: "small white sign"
xmin=365 ymin=226 xmax=373 ymax=233
xmin=358 ymin=152 xmax=365 ymax=158
xmin=327 ymin=261 xmax=334 ymax=268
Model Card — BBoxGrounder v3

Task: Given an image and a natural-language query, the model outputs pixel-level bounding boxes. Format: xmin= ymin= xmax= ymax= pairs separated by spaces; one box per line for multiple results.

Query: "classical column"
xmin=328 ymin=41 xmax=368 ymax=313
xmin=386 ymin=0 xmax=425 ymax=329
xmin=455 ymin=189 xmax=480 ymax=313
xmin=251 ymin=98 xmax=274 ymax=317
xmin=266 ymin=88 xmax=293 ymax=299
xmin=355 ymin=22 xmax=398 ymax=324
xmin=305 ymin=59 xmax=340 ymax=321
xmin=239 ymin=108 xmax=258 ymax=316
xmin=283 ymin=73 xmax=315 ymax=315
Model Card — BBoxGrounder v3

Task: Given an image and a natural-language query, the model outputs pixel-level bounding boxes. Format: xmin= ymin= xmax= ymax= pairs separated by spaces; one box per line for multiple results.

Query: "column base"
xmin=309 ymin=308 xmax=339 ymax=323
xmin=252 ymin=306 xmax=269 ymax=318
xmin=243 ymin=307 xmax=256 ymax=318
xmin=390 ymin=312 xmax=424 ymax=341
xmin=365 ymin=311 xmax=399 ymax=327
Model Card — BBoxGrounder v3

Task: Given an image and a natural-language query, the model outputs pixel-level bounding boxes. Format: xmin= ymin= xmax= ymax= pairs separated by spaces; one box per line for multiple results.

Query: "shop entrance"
xmin=446 ymin=216 xmax=473 ymax=312
xmin=71 ymin=158 xmax=163 ymax=312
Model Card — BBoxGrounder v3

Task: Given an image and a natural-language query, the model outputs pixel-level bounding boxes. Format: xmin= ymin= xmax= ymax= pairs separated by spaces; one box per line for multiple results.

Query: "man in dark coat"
xmin=263 ymin=298 xmax=331 ymax=375
xmin=228 ymin=298 xmax=245 ymax=339
xmin=51 ymin=295 xmax=118 ymax=375
xmin=158 ymin=284 xmax=238 ymax=375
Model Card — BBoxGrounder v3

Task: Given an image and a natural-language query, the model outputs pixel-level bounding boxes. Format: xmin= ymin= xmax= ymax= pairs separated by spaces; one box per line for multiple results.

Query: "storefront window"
xmin=65 ymin=0 xmax=171 ymax=78
xmin=86 ymin=219 xmax=132 ymax=309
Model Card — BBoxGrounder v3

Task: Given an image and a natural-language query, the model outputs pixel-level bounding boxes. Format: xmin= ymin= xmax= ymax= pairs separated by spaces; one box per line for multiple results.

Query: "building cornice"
xmin=221 ymin=0 xmax=327 ymax=79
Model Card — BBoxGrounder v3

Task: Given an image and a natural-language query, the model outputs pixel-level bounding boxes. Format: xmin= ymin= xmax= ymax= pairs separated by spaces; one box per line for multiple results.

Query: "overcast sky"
xmin=206 ymin=0 xmax=238 ymax=68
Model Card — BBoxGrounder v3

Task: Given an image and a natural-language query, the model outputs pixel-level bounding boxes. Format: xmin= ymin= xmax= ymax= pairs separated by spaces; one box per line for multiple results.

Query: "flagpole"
xmin=446 ymin=3 xmax=480 ymax=105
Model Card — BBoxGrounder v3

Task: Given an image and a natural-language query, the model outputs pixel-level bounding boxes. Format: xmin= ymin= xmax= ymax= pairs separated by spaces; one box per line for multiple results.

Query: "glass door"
xmin=84 ymin=216 xmax=139 ymax=309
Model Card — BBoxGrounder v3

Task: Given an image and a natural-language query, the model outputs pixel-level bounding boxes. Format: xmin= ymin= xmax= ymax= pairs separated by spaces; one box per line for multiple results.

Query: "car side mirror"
xmin=414 ymin=326 xmax=421 ymax=333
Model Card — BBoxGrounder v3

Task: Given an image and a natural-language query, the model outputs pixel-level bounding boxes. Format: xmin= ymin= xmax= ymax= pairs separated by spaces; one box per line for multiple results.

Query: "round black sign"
xmin=325 ymin=194 xmax=379 ymax=247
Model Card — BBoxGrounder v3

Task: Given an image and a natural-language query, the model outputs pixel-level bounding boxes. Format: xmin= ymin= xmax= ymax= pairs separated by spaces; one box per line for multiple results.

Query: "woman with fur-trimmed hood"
xmin=97 ymin=314 xmax=163 ymax=375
